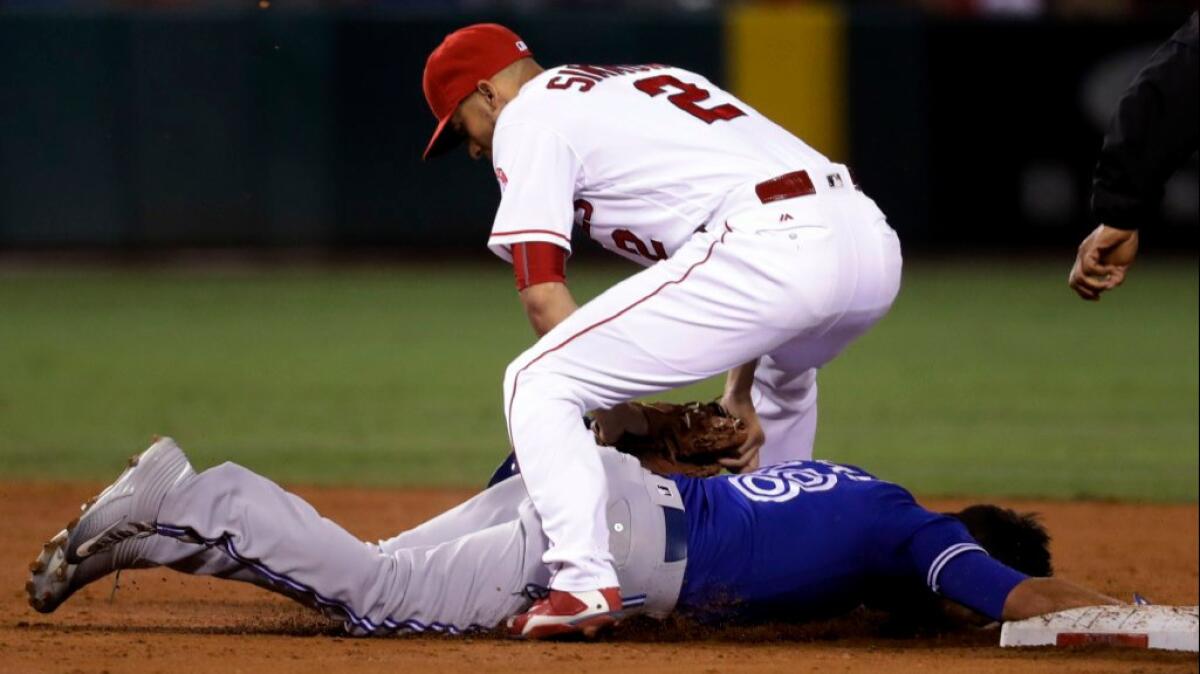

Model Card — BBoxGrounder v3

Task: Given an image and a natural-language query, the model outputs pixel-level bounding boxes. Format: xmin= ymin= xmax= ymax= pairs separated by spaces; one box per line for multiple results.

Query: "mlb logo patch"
xmin=495 ymin=167 xmax=509 ymax=190
xmin=826 ymin=173 xmax=845 ymax=188
xmin=515 ymin=40 xmax=528 ymax=53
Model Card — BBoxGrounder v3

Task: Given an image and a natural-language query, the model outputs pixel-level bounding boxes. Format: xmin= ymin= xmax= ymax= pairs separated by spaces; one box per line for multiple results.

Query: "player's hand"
xmin=717 ymin=395 xmax=764 ymax=473
xmin=591 ymin=403 xmax=649 ymax=445
xmin=1069 ymin=225 xmax=1139 ymax=301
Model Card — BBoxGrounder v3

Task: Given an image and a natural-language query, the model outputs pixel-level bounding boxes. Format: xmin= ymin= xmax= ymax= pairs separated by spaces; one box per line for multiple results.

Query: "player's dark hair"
xmin=949 ymin=505 xmax=1053 ymax=578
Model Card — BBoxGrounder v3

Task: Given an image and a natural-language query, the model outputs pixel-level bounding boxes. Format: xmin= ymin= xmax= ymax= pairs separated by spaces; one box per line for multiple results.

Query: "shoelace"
xmin=109 ymin=569 xmax=122 ymax=603
xmin=92 ymin=521 xmax=155 ymax=556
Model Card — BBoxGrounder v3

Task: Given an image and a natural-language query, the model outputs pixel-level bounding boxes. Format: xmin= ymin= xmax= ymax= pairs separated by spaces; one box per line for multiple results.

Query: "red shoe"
xmin=507 ymin=587 xmax=623 ymax=639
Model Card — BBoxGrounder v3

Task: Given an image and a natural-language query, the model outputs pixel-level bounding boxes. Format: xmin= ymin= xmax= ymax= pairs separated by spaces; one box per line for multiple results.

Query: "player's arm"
xmin=511 ymin=239 xmax=647 ymax=450
xmin=718 ymin=359 xmax=765 ymax=473
xmin=1071 ymin=12 xmax=1197 ymax=301
xmin=904 ymin=509 xmax=1122 ymax=624
xmin=1001 ymin=577 xmax=1121 ymax=621
xmin=513 ymin=241 xmax=576 ymax=336
xmin=935 ymin=549 xmax=1121 ymax=622
xmin=519 ymin=282 xmax=577 ymax=336
xmin=487 ymin=123 xmax=583 ymax=331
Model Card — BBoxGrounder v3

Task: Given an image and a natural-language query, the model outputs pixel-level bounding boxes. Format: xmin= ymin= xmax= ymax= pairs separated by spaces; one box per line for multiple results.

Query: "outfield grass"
xmin=0 ymin=256 xmax=1195 ymax=500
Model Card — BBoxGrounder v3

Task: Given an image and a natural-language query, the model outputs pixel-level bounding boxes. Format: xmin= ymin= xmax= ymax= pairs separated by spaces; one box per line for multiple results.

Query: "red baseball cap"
xmin=422 ymin=23 xmax=533 ymax=160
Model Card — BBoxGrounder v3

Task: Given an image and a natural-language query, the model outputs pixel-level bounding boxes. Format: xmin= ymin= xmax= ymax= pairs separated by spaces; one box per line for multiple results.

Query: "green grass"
xmin=0 ymin=257 xmax=1195 ymax=500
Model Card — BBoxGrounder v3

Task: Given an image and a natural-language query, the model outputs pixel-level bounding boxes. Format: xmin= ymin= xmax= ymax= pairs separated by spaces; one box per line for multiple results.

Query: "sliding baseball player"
xmin=29 ymin=437 xmax=1132 ymax=639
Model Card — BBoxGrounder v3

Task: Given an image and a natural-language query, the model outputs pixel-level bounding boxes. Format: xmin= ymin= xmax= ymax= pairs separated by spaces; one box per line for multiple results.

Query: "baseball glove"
xmin=602 ymin=401 xmax=748 ymax=478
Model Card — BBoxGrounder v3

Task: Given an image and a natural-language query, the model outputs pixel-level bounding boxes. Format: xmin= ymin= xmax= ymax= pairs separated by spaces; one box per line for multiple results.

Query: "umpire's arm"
xmin=1070 ymin=12 xmax=1198 ymax=301
xmin=1092 ymin=11 xmax=1198 ymax=232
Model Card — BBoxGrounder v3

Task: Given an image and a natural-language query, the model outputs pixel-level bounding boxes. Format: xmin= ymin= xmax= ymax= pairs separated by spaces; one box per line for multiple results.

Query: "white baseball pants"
xmin=144 ymin=448 xmax=683 ymax=634
xmin=503 ymin=174 xmax=902 ymax=591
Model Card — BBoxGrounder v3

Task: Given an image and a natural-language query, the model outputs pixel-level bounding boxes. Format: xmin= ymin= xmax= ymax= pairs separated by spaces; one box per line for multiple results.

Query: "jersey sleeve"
xmin=1092 ymin=12 xmax=1199 ymax=229
xmin=903 ymin=516 xmax=1025 ymax=622
xmin=487 ymin=122 xmax=583 ymax=262
xmin=866 ymin=487 xmax=1025 ymax=621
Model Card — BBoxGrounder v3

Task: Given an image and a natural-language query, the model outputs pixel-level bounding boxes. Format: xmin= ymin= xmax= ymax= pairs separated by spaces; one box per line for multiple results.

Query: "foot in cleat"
xmin=25 ymin=437 xmax=195 ymax=614
xmin=507 ymin=587 xmax=623 ymax=639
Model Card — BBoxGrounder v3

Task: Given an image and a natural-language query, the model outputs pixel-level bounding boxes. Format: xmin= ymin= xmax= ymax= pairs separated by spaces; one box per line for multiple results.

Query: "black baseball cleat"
xmin=26 ymin=437 xmax=195 ymax=613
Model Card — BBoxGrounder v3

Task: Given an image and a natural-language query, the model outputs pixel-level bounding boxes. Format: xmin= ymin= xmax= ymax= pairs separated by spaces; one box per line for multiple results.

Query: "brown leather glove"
xmin=602 ymin=401 xmax=748 ymax=478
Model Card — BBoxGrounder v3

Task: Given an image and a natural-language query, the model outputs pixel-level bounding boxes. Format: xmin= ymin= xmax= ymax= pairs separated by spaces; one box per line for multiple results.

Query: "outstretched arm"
xmin=1001 ymin=577 xmax=1122 ymax=621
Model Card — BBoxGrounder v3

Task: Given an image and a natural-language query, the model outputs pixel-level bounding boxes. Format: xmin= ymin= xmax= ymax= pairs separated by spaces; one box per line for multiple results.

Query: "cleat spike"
xmin=25 ymin=437 xmax=193 ymax=615
xmin=25 ymin=580 xmax=39 ymax=611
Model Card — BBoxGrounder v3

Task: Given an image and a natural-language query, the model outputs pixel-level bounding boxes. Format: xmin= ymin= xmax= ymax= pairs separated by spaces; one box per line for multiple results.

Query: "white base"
xmin=1000 ymin=605 xmax=1199 ymax=652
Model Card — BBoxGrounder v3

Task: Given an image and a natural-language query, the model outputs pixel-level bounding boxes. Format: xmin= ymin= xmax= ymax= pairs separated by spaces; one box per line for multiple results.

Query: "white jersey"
xmin=487 ymin=64 xmax=833 ymax=266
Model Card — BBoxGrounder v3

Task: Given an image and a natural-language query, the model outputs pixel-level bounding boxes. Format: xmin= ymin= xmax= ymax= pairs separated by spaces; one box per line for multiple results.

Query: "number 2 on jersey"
xmin=633 ymin=74 xmax=746 ymax=124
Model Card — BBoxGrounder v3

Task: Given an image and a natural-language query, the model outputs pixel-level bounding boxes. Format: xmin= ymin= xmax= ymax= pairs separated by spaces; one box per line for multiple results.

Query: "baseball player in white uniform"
xmin=421 ymin=24 xmax=903 ymax=637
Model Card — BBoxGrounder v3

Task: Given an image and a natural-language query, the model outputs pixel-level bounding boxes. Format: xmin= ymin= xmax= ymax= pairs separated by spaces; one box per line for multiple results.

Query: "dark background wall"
xmin=848 ymin=8 xmax=1198 ymax=249
xmin=0 ymin=7 xmax=1194 ymax=250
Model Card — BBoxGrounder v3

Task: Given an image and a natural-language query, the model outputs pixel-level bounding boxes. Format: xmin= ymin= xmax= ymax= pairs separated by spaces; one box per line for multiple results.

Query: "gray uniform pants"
xmin=146 ymin=448 xmax=687 ymax=635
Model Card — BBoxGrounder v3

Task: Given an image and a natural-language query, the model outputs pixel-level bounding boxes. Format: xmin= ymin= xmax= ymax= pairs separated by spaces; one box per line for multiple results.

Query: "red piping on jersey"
xmin=490 ymin=229 xmax=572 ymax=244
xmin=505 ymin=224 xmax=732 ymax=449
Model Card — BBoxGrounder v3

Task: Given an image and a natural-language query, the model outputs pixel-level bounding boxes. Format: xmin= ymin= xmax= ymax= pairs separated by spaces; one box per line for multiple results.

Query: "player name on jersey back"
xmin=487 ymin=64 xmax=833 ymax=266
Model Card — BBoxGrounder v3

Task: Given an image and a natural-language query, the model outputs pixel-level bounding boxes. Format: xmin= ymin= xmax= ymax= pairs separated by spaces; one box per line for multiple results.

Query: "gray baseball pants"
xmin=144 ymin=448 xmax=687 ymax=635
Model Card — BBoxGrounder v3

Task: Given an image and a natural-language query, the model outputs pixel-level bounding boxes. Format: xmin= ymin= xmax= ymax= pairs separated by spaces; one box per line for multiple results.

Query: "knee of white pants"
xmin=502 ymin=347 xmax=544 ymax=413
xmin=161 ymin=461 xmax=259 ymax=530
xmin=506 ymin=368 xmax=588 ymax=431
xmin=186 ymin=462 xmax=276 ymax=511
xmin=502 ymin=358 xmax=521 ymax=413
xmin=754 ymin=365 xmax=817 ymax=402
xmin=199 ymin=462 xmax=255 ymax=489
xmin=503 ymin=345 xmax=592 ymax=421
xmin=753 ymin=367 xmax=819 ymax=463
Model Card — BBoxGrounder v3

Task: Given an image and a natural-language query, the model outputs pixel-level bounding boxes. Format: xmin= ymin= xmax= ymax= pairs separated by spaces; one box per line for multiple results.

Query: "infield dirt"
xmin=1 ymin=482 xmax=1196 ymax=674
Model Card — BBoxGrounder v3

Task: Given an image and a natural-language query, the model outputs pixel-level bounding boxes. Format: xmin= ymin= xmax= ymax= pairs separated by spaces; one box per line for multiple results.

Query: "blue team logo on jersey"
xmin=727 ymin=460 xmax=874 ymax=503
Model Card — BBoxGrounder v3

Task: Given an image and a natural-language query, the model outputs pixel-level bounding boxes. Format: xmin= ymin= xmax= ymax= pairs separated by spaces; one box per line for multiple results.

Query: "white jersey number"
xmin=728 ymin=461 xmax=874 ymax=504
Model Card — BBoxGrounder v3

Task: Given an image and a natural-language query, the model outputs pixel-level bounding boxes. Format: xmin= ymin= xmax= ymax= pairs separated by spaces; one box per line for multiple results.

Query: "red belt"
xmin=754 ymin=169 xmax=858 ymax=205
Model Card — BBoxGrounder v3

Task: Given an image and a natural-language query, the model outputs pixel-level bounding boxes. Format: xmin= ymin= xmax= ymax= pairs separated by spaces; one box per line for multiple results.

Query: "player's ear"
xmin=476 ymin=80 xmax=501 ymax=111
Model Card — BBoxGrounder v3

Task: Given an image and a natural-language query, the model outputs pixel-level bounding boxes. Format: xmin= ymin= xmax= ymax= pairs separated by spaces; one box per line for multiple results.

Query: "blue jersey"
xmin=672 ymin=460 xmax=1024 ymax=622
